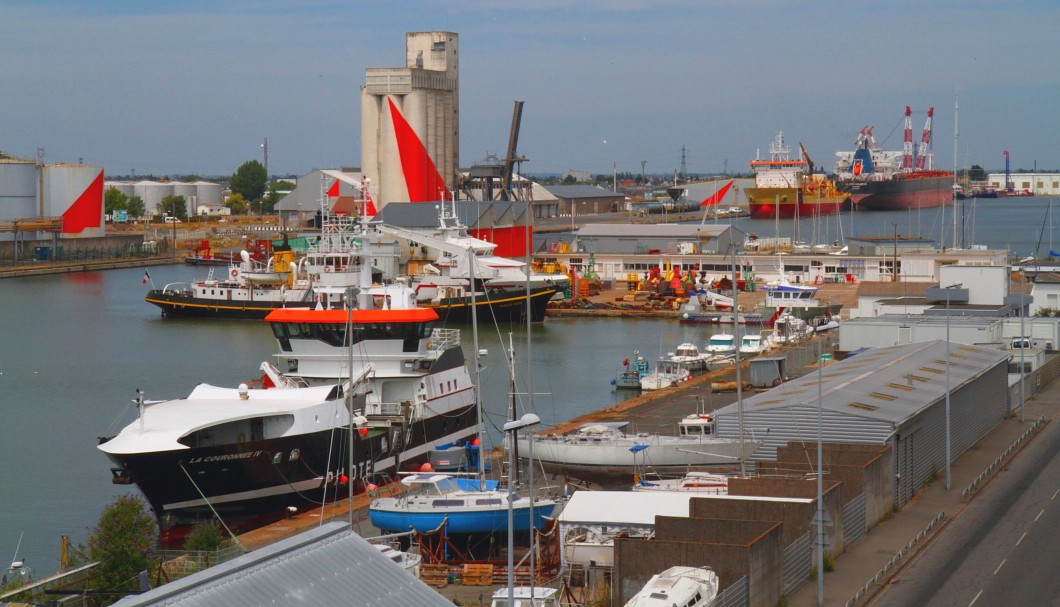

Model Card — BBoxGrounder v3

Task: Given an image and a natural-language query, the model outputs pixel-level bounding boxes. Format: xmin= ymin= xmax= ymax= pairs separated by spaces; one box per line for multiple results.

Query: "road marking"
xmin=1016 ymin=531 xmax=1028 ymax=546
xmin=993 ymin=559 xmax=1006 ymax=575
xmin=969 ymin=589 xmax=984 ymax=606
xmin=1035 ymin=509 xmax=1045 ymax=521
xmin=1052 ymin=489 xmax=1059 ymax=500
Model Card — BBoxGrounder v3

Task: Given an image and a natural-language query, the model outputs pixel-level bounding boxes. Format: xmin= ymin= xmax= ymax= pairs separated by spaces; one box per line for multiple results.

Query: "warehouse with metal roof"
xmin=713 ymin=340 xmax=1011 ymax=505
xmin=111 ymin=522 xmax=452 ymax=607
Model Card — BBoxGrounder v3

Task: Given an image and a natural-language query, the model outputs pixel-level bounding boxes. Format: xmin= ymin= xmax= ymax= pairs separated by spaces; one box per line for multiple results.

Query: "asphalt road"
xmin=872 ymin=420 xmax=1060 ymax=607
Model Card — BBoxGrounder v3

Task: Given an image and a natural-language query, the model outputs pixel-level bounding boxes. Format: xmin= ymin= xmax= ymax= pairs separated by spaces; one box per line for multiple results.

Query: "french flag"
xmin=142 ymin=270 xmax=151 ymax=285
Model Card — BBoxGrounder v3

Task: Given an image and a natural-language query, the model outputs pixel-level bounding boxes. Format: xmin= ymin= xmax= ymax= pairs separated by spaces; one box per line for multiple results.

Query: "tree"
xmin=104 ymin=187 xmax=129 ymax=214
xmin=183 ymin=522 xmax=228 ymax=552
xmin=261 ymin=180 xmax=295 ymax=214
xmin=225 ymin=192 xmax=248 ymax=215
xmin=231 ymin=160 xmax=267 ymax=203
xmin=126 ymin=195 xmax=145 ymax=219
xmin=968 ymin=164 xmax=986 ymax=182
xmin=86 ymin=495 xmax=157 ymax=604
xmin=159 ymin=194 xmax=187 ymax=218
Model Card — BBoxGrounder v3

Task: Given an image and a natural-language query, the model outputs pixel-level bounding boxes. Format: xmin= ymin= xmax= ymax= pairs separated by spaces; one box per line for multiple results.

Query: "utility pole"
xmin=640 ymin=160 xmax=646 ymax=183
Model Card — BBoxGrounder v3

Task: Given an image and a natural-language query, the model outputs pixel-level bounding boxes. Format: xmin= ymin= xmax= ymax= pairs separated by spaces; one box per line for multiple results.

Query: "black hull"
xmin=838 ymin=174 xmax=954 ymax=210
xmin=101 ymin=403 xmax=478 ymax=544
xmin=145 ymin=291 xmax=292 ymax=320
xmin=427 ymin=286 xmax=559 ymax=324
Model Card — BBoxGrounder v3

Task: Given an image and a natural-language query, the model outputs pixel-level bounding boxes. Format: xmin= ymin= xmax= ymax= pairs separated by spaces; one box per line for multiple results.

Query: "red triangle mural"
xmin=62 ymin=170 xmax=104 ymax=233
xmin=387 ymin=97 xmax=450 ymax=202
xmin=700 ymin=179 xmax=735 ymax=206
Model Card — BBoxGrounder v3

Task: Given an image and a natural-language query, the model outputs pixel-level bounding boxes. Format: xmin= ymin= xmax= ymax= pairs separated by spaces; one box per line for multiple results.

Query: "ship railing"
xmin=427 ymin=328 xmax=461 ymax=351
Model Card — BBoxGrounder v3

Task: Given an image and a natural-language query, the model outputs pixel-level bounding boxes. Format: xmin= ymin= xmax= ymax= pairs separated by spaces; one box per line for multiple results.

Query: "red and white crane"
xmin=915 ymin=106 xmax=934 ymax=170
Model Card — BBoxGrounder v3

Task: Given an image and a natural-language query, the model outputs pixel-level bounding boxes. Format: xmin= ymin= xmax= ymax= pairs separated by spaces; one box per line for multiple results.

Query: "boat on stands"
xmin=744 ymin=132 xmax=849 ymax=219
xmin=516 ymin=418 xmax=762 ymax=483
xmin=101 ymin=258 xmax=479 ymax=544
xmin=369 ymin=473 xmax=556 ymax=535
xmin=377 ymin=202 xmax=564 ymax=324
xmin=612 ymin=352 xmax=650 ymax=390
xmin=835 ymin=106 xmax=954 ymax=210
xmin=623 ymin=566 xmax=720 ymax=607
xmin=640 ymin=359 xmax=692 ymax=391
xmin=491 ymin=587 xmax=561 ymax=607
xmin=633 ymin=470 xmax=730 ymax=494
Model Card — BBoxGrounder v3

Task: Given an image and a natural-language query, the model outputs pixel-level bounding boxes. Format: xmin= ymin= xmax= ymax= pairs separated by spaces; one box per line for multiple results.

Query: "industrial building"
xmin=713 ymin=340 xmax=1011 ymax=506
xmin=0 ymin=156 xmax=105 ymax=260
xmin=110 ymin=522 xmax=451 ymax=607
xmin=361 ymin=32 xmax=459 ymax=208
xmin=105 ymin=180 xmax=224 ymax=217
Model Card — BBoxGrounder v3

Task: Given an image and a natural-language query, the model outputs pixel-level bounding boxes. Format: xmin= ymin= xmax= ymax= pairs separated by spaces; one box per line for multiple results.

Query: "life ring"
xmin=229 ymin=268 xmax=238 ymax=279
xmin=814 ymin=275 xmax=823 ymax=285
xmin=324 ymin=266 xmax=331 ymax=273
xmin=237 ymin=432 xmax=246 ymax=443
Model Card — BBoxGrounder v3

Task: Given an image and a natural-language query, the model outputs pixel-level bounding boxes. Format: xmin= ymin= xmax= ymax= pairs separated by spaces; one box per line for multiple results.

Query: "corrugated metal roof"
xmin=576 ymin=224 xmax=730 ymax=238
xmin=374 ymin=201 xmax=529 ymax=229
xmin=111 ymin=522 xmax=452 ymax=607
xmin=719 ymin=340 xmax=1009 ymax=425
xmin=543 ymin=185 xmax=621 ymax=199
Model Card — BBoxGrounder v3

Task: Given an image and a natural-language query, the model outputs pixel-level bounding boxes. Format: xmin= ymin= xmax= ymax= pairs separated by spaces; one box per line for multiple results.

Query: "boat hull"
xmin=839 ymin=173 xmax=954 ymax=210
xmin=745 ymin=187 xmax=849 ymax=219
xmin=517 ymin=436 xmax=760 ymax=485
xmin=100 ymin=404 xmax=477 ymax=544
xmin=426 ymin=285 xmax=559 ymax=324
xmin=370 ymin=501 xmax=555 ymax=535
xmin=144 ymin=290 xmax=304 ymax=320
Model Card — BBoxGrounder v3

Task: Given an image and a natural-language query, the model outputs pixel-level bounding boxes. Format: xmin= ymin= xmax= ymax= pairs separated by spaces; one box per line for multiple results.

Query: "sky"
xmin=2 ymin=1 xmax=1058 ymax=179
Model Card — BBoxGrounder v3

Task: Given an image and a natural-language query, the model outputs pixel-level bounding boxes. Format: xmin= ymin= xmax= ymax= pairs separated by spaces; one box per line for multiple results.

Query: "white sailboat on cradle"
xmin=623 ymin=565 xmax=720 ymax=607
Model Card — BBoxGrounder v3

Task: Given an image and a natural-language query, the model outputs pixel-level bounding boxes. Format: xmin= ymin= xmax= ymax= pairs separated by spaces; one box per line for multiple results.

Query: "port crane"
xmin=1004 ymin=150 xmax=1013 ymax=193
xmin=901 ymin=106 xmax=935 ymax=171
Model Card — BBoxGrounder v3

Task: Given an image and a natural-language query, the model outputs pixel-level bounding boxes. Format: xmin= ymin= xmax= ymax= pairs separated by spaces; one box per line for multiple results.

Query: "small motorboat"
xmin=665 ymin=343 xmax=713 ymax=371
xmin=705 ymin=334 xmax=736 ymax=356
xmin=612 ymin=352 xmax=650 ymax=390
xmin=640 ymin=359 xmax=691 ymax=391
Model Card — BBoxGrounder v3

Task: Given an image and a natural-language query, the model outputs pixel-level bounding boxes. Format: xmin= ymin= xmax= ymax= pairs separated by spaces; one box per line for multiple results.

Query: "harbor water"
xmin=0 ymin=264 xmax=717 ymax=575
xmin=2 ymin=196 xmax=1056 ymax=575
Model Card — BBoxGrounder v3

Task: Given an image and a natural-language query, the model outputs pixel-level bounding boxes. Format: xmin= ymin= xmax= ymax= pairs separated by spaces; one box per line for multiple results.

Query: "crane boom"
xmin=500 ymin=100 xmax=525 ymax=201
xmin=915 ymin=106 xmax=934 ymax=170
xmin=901 ymin=106 xmax=914 ymax=170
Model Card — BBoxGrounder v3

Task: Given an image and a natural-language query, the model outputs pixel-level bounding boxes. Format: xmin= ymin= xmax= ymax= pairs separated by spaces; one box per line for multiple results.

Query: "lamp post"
xmin=943 ymin=282 xmax=962 ymax=490
xmin=503 ymin=413 xmax=541 ymax=605
xmin=816 ymin=336 xmax=825 ymax=606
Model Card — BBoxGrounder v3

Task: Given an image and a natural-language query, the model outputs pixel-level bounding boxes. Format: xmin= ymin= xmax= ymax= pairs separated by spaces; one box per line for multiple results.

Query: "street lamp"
xmin=503 ymin=413 xmax=541 ymax=605
xmin=1016 ymin=257 xmax=1033 ymax=425
xmin=942 ymin=282 xmax=962 ymax=490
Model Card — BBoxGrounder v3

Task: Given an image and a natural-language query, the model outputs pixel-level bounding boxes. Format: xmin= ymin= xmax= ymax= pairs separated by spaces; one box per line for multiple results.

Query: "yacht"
xmin=623 ymin=566 xmax=719 ymax=607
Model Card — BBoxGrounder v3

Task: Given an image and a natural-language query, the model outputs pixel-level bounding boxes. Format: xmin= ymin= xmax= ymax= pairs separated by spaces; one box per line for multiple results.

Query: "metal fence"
xmin=153 ymin=544 xmax=247 ymax=581
xmin=713 ymin=574 xmax=749 ymax=607
xmin=843 ymin=492 xmax=868 ymax=546
xmin=782 ymin=531 xmax=813 ymax=597
xmin=843 ymin=512 xmax=945 ymax=607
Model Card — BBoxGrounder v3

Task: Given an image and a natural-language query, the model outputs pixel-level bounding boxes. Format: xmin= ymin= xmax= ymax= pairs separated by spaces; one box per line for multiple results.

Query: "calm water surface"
xmin=3 ymin=197 xmax=1054 ymax=574
xmin=0 ymin=264 xmax=714 ymax=574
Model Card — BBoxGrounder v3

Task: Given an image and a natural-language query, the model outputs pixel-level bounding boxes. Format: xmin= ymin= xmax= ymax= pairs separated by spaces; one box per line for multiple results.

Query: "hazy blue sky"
xmin=2 ymin=1 xmax=1056 ymax=178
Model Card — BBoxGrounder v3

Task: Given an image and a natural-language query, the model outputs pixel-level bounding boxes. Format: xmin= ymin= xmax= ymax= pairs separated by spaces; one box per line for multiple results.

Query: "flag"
xmin=700 ymin=180 xmax=735 ymax=206
xmin=327 ymin=179 xmax=340 ymax=198
xmin=363 ymin=192 xmax=378 ymax=217
xmin=142 ymin=270 xmax=150 ymax=285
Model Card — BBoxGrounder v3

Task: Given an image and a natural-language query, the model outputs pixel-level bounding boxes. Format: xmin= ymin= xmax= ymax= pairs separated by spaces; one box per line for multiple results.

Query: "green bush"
xmin=183 ymin=522 xmax=227 ymax=552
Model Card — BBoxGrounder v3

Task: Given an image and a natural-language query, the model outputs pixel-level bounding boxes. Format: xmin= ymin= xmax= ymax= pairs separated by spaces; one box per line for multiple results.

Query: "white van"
xmin=164 ymin=216 xmax=182 ymax=224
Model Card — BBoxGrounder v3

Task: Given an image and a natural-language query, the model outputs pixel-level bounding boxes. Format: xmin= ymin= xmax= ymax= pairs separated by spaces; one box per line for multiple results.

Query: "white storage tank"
xmin=133 ymin=180 xmax=173 ymax=216
xmin=0 ymin=159 xmax=39 ymax=221
xmin=42 ymin=164 xmax=105 ymax=238
xmin=195 ymin=181 xmax=223 ymax=206
xmin=104 ymin=180 xmax=134 ymax=197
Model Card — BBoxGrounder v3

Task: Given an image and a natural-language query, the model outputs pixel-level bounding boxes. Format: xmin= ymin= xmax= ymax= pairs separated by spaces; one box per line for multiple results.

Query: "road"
xmin=872 ymin=421 xmax=1060 ymax=607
